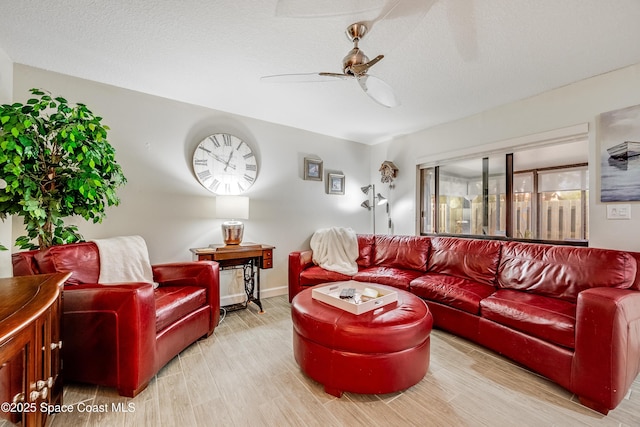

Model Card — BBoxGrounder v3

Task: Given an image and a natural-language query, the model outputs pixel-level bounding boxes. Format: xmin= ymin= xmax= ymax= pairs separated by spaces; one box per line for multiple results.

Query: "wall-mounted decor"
xmin=327 ymin=173 xmax=345 ymax=195
xmin=379 ymin=160 xmax=399 ymax=184
xmin=192 ymin=133 xmax=258 ymax=195
xmin=599 ymin=104 xmax=640 ymax=202
xmin=304 ymin=157 xmax=323 ymax=181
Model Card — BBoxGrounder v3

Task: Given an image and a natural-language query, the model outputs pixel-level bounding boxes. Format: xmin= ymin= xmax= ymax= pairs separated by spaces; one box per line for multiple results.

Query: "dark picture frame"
xmin=599 ymin=104 xmax=640 ymax=202
xmin=304 ymin=157 xmax=323 ymax=181
xmin=327 ymin=173 xmax=345 ymax=195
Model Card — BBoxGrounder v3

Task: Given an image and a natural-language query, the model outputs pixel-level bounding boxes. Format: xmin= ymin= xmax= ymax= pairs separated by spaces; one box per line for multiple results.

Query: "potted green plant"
xmin=0 ymin=88 xmax=126 ymax=249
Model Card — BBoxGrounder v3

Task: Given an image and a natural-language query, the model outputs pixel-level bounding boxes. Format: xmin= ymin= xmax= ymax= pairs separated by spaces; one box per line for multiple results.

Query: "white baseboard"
xmin=220 ymin=285 xmax=288 ymax=307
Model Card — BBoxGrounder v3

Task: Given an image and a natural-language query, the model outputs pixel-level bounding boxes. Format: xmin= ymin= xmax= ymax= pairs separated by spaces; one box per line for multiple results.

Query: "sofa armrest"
xmin=572 ymin=287 xmax=640 ymax=413
xmin=152 ymin=261 xmax=220 ymax=333
xmin=62 ymin=283 xmax=157 ymax=396
xmin=288 ymin=250 xmax=313 ymax=302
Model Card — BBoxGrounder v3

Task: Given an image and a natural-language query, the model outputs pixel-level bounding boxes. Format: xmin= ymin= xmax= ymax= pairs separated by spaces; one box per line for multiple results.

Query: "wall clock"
xmin=192 ymin=133 xmax=258 ymax=195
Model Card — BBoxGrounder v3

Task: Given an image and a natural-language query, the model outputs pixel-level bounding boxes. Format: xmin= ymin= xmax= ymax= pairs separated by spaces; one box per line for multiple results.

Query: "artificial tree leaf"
xmin=0 ymin=88 xmax=127 ymax=248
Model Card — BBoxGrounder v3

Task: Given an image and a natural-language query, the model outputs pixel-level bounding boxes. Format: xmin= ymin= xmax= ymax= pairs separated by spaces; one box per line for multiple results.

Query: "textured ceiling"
xmin=1 ymin=0 xmax=640 ymax=144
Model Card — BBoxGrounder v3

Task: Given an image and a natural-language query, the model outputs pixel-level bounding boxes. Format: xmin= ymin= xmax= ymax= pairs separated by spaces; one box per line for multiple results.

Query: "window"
xmin=419 ymin=140 xmax=588 ymax=243
xmin=419 ymin=168 xmax=435 ymax=234
xmin=535 ymin=166 xmax=589 ymax=240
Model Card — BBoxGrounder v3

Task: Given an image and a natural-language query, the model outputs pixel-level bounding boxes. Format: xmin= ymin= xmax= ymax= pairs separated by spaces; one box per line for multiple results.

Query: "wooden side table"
xmin=190 ymin=243 xmax=274 ymax=313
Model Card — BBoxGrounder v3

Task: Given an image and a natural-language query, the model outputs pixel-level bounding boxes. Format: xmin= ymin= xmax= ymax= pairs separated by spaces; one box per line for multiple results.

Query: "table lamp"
xmin=216 ymin=195 xmax=250 ymax=245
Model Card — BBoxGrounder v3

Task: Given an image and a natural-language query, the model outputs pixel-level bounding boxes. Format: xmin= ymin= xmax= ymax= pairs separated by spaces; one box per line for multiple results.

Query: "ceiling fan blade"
xmin=261 ymin=72 xmax=348 ymax=83
xmin=360 ymin=0 xmax=403 ymax=31
xmin=275 ymin=0 xmax=384 ymax=18
xmin=447 ymin=0 xmax=479 ymax=61
xmin=363 ymin=0 xmax=437 ymax=50
xmin=356 ymin=74 xmax=400 ymax=108
xmin=319 ymin=72 xmax=353 ymax=80
xmin=349 ymin=54 xmax=384 ymax=75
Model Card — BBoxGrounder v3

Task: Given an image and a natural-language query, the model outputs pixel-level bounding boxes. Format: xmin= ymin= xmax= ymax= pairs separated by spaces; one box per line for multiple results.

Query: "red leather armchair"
xmin=12 ymin=242 xmax=220 ymax=397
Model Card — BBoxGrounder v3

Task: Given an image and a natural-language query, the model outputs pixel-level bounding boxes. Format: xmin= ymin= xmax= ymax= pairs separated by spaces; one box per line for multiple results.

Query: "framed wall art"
xmin=304 ymin=157 xmax=323 ymax=181
xmin=599 ymin=104 xmax=640 ymax=202
xmin=327 ymin=173 xmax=345 ymax=195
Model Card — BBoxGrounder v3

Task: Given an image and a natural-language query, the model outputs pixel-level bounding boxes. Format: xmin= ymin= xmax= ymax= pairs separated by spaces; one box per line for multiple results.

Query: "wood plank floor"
xmin=19 ymin=295 xmax=640 ymax=426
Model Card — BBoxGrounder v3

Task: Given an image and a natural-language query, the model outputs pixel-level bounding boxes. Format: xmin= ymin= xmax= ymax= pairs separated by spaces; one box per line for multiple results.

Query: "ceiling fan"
xmin=261 ymin=22 xmax=400 ymax=108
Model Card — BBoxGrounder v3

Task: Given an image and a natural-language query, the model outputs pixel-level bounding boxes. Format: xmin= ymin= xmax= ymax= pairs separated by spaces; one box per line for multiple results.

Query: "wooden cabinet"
xmin=0 ymin=273 xmax=69 ymax=427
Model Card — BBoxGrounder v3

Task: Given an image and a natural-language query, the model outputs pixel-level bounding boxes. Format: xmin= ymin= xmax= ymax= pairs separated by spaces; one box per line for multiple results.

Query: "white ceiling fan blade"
xmin=360 ymin=0 xmax=404 ymax=32
xmin=356 ymin=75 xmax=400 ymax=108
xmin=261 ymin=73 xmax=349 ymax=83
xmin=447 ymin=0 xmax=479 ymax=61
xmin=275 ymin=0 xmax=384 ymax=18
xmin=364 ymin=0 xmax=437 ymax=50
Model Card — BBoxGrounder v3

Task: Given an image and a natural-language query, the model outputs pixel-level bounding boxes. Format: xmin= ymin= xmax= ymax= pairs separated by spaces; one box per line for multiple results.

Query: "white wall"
xmin=379 ymin=62 xmax=640 ymax=252
xmin=13 ymin=65 xmax=373 ymax=300
xmin=13 ymin=60 xmax=640 ymax=297
xmin=0 ymin=47 xmax=12 ymax=278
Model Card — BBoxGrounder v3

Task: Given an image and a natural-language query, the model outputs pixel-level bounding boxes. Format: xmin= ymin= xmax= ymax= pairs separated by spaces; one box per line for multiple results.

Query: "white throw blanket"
xmin=92 ymin=235 xmax=156 ymax=287
xmin=310 ymin=227 xmax=358 ymax=276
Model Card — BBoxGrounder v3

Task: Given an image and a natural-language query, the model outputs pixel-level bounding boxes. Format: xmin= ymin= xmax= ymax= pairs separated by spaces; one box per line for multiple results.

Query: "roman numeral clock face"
xmin=192 ymin=133 xmax=258 ymax=195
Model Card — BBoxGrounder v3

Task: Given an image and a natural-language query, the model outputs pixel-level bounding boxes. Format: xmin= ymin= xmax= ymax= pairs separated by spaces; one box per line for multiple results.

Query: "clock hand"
xmin=212 ymin=154 xmax=236 ymax=170
xmin=223 ymin=151 xmax=234 ymax=172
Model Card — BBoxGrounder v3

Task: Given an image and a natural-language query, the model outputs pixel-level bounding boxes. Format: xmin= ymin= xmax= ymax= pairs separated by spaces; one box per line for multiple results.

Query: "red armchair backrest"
xmin=11 ymin=250 xmax=39 ymax=276
xmin=34 ymin=242 xmax=101 ymax=285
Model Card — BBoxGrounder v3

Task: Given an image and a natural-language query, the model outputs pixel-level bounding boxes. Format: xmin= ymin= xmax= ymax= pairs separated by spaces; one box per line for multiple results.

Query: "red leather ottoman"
xmin=291 ymin=283 xmax=433 ymax=397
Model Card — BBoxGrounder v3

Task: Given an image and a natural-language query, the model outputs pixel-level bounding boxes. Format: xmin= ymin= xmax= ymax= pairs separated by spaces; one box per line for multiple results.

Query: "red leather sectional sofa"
xmin=12 ymin=242 xmax=220 ymax=397
xmin=289 ymin=234 xmax=640 ymax=414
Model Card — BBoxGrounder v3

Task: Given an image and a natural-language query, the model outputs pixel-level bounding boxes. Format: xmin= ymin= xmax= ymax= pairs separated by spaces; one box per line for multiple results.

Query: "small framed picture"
xmin=327 ymin=173 xmax=345 ymax=195
xmin=304 ymin=158 xmax=323 ymax=181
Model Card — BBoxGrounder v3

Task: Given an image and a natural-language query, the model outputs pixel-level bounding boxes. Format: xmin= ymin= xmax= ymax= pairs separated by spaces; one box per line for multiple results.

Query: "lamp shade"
xmin=215 ymin=196 xmax=249 ymax=219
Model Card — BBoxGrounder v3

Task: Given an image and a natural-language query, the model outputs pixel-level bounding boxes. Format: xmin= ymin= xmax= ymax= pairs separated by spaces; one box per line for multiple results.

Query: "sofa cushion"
xmin=480 ymin=289 xmax=576 ymax=349
xmin=428 ymin=237 xmax=502 ymax=286
xmin=410 ymin=273 xmax=496 ymax=315
xmin=498 ymin=241 xmax=637 ymax=302
xmin=373 ymin=235 xmax=430 ymax=272
xmin=300 ymin=265 xmax=353 ymax=287
xmin=354 ymin=267 xmax=424 ymax=291
xmin=356 ymin=234 xmax=375 ymax=268
xmin=35 ymin=242 xmax=100 ymax=285
xmin=155 ymin=286 xmax=207 ymax=332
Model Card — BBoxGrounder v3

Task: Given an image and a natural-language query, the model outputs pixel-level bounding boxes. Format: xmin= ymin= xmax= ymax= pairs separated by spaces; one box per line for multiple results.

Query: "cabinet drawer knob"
xmin=29 ymin=387 xmax=48 ymax=402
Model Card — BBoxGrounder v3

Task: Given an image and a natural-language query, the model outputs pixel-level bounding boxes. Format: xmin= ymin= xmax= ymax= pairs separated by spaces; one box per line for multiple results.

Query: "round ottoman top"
xmin=291 ymin=283 xmax=432 ymax=354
